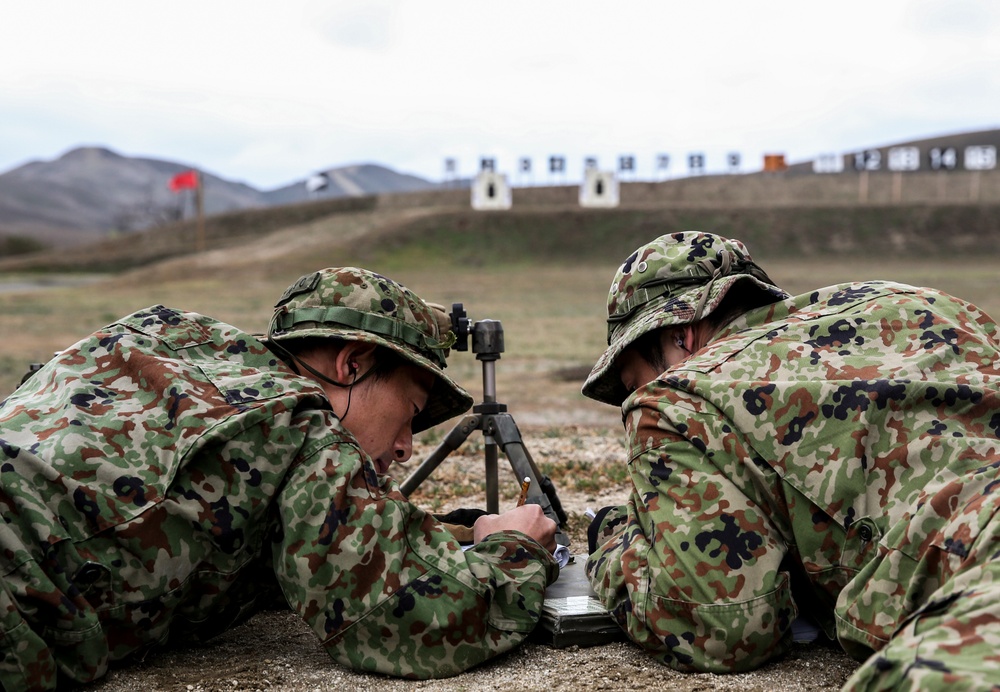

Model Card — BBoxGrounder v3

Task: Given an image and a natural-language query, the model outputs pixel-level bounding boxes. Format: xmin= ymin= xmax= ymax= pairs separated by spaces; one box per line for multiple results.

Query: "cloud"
xmin=904 ymin=0 xmax=1000 ymax=37
xmin=311 ymin=1 xmax=400 ymax=51
xmin=0 ymin=1 xmax=997 ymax=186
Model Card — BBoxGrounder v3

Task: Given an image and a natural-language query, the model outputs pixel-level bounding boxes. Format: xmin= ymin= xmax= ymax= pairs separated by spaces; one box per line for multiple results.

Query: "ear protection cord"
xmin=268 ymin=338 xmax=373 ymax=421
xmin=340 ymin=367 xmax=357 ymax=421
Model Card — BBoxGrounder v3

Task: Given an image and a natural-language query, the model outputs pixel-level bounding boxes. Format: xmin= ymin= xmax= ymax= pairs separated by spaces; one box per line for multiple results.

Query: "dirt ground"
xmin=89 ymin=428 xmax=861 ymax=692
xmin=89 ymin=610 xmax=858 ymax=692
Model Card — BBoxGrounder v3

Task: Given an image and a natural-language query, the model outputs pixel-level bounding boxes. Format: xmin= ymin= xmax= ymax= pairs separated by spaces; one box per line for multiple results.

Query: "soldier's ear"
xmin=335 ymin=342 xmax=377 ymax=380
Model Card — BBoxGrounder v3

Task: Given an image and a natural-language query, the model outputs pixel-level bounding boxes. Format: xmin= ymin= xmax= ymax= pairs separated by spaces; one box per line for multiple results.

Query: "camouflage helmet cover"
xmin=268 ymin=267 xmax=473 ymax=432
xmin=582 ymin=232 xmax=789 ymax=406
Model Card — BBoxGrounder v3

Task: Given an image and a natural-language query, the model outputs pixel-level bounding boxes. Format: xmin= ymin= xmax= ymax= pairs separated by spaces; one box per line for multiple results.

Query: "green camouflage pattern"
xmin=583 ymin=231 xmax=787 ymax=407
xmin=585 ymin=281 xmax=1000 ymax=689
xmin=0 ymin=306 xmax=557 ymax=691
xmin=269 ymin=266 xmax=472 ymax=432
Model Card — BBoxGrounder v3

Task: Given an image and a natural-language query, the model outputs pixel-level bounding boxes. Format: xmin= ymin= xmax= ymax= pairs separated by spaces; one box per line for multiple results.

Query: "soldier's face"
xmin=618 ymin=346 xmax=663 ymax=397
xmin=618 ymin=329 xmax=690 ymax=395
xmin=343 ymin=364 xmax=434 ymax=475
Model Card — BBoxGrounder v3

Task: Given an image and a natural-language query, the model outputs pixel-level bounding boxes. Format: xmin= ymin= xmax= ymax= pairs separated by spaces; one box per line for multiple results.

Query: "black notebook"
xmin=536 ymin=557 xmax=823 ymax=648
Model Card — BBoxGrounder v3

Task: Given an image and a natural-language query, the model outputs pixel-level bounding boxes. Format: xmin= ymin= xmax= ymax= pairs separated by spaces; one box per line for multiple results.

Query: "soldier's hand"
xmin=473 ymin=504 xmax=557 ymax=553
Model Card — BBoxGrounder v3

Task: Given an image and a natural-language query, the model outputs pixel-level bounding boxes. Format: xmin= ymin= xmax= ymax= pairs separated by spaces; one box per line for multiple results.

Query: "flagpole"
xmin=195 ymin=170 xmax=205 ymax=253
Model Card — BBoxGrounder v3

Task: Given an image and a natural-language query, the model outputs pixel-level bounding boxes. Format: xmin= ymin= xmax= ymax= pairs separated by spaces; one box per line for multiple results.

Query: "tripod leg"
xmin=488 ymin=414 xmax=570 ymax=546
xmin=399 ymin=414 xmax=480 ymax=497
xmin=484 ymin=439 xmax=499 ymax=515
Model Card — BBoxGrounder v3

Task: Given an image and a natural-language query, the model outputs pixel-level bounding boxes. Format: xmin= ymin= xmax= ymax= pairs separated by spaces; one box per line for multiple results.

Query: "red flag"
xmin=168 ymin=170 xmax=199 ymax=192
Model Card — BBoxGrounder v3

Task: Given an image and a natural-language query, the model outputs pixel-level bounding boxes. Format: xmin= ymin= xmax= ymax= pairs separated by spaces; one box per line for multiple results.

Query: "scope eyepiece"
xmin=450 ymin=303 xmax=470 ymax=351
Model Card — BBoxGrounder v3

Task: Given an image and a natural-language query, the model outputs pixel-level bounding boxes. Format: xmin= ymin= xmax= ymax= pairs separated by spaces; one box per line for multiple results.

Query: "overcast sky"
xmin=2 ymin=1 xmax=998 ymax=189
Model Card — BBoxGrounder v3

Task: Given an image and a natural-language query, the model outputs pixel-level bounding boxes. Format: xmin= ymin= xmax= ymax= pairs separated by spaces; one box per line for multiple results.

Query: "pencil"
xmin=516 ymin=476 xmax=531 ymax=507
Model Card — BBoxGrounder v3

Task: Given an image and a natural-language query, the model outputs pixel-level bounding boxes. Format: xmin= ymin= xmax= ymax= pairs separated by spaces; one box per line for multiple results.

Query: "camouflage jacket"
xmin=0 ymin=306 xmax=556 ymax=691
xmin=586 ymin=281 xmax=1000 ymax=672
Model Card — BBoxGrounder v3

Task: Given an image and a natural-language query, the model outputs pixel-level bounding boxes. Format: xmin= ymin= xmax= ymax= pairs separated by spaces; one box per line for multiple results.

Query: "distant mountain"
xmin=0 ymin=147 xmax=265 ymax=236
xmin=0 ymin=146 xmax=438 ymax=240
xmin=264 ymin=164 xmax=436 ymax=205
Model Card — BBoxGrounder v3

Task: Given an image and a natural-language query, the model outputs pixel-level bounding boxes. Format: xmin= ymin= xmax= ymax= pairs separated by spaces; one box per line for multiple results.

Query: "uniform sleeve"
xmin=585 ymin=390 xmax=795 ymax=673
xmin=273 ymin=426 xmax=558 ymax=680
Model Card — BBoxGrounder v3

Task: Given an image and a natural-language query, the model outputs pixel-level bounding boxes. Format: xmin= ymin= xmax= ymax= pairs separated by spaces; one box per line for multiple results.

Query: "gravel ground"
xmin=88 ymin=426 xmax=862 ymax=692
xmin=91 ymin=609 xmax=858 ymax=692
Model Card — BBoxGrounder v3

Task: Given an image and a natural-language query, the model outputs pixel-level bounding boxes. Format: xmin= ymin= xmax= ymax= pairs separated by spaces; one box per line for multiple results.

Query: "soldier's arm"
xmin=272 ymin=427 xmax=557 ymax=680
xmin=586 ymin=392 xmax=794 ymax=673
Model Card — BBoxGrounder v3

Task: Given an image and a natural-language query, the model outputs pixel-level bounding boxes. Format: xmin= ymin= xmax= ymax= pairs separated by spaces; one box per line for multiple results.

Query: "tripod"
xmin=400 ymin=304 xmax=569 ymax=546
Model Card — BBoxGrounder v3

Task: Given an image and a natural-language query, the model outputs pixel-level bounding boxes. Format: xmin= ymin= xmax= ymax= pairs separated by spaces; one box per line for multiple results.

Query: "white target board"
xmin=853 ymin=150 xmax=881 ymax=171
xmin=305 ymin=173 xmax=329 ymax=192
xmin=813 ymin=154 xmax=844 ymax=173
xmin=965 ymin=145 xmax=997 ymax=170
xmin=929 ymin=147 xmax=958 ymax=170
xmin=579 ymin=169 xmax=619 ymax=208
xmin=888 ymin=147 xmax=920 ymax=171
xmin=471 ymin=171 xmax=512 ymax=210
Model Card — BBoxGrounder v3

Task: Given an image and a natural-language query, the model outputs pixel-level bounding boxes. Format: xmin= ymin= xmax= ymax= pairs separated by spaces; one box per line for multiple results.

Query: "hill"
xmin=2 ymin=188 xmax=999 ymax=279
xmin=3 ymin=127 xmax=998 ymax=256
xmin=263 ymin=164 xmax=436 ymax=205
xmin=2 ymin=126 xmax=999 ymax=268
xmin=0 ymin=147 xmax=264 ymax=237
xmin=0 ymin=147 xmax=439 ymax=245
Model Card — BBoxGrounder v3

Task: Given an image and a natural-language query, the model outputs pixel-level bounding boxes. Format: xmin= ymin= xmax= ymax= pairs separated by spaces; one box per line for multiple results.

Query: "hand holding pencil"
xmin=472 ymin=475 xmax=556 ymax=551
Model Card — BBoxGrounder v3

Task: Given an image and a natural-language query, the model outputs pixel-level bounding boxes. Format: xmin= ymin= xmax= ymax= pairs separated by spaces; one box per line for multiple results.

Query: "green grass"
xmin=347 ymin=204 xmax=1000 ymax=271
xmin=6 ymin=253 xmax=999 ymax=408
xmin=4 ymin=198 xmax=1000 ymax=403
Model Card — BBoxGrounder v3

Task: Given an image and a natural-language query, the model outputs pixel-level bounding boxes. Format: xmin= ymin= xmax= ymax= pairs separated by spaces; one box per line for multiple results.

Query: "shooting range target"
xmin=471 ymin=171 xmax=512 ymax=210
xmin=579 ymin=169 xmax=619 ymax=208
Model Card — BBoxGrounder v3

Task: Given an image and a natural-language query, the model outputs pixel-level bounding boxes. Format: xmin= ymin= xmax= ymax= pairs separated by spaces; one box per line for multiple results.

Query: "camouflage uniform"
xmin=582 ymin=233 xmax=1000 ymax=690
xmin=0 ymin=269 xmax=557 ymax=691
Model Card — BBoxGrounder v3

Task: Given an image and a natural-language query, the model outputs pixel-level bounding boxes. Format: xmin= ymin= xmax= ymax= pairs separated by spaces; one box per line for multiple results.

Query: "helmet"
xmin=582 ymin=232 xmax=788 ymax=406
xmin=268 ymin=267 xmax=472 ymax=432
